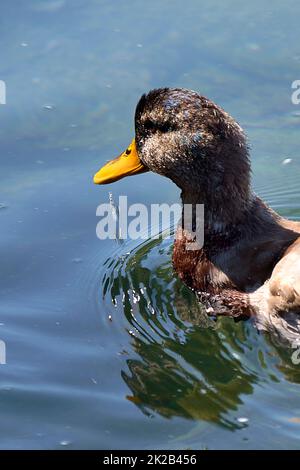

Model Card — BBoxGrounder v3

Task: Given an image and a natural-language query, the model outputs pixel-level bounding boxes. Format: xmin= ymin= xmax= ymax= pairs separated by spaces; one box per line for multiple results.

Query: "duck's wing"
xmin=268 ymin=237 xmax=300 ymax=313
xmin=249 ymin=237 xmax=300 ymax=344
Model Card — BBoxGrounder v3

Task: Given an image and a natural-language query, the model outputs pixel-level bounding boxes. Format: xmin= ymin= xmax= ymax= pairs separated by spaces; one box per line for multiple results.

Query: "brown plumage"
xmin=95 ymin=87 xmax=300 ymax=343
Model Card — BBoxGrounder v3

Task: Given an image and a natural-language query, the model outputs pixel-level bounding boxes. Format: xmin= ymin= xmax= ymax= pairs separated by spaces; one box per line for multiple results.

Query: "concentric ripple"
xmin=93 ymin=227 xmax=300 ymax=435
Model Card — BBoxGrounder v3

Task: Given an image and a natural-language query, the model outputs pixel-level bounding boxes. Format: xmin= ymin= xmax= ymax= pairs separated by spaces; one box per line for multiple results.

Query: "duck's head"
xmin=94 ymin=88 xmax=251 ymax=220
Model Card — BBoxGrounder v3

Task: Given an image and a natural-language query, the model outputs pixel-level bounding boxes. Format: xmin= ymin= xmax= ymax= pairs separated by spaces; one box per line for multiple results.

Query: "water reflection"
xmin=100 ymin=233 xmax=300 ymax=429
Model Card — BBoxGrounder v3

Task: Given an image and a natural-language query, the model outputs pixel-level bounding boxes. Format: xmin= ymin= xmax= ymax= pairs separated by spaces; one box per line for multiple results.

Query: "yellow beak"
xmin=93 ymin=139 xmax=148 ymax=185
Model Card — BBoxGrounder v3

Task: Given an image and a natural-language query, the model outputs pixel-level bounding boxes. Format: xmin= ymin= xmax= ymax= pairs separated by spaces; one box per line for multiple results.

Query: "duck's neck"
xmin=181 ymin=185 xmax=253 ymax=237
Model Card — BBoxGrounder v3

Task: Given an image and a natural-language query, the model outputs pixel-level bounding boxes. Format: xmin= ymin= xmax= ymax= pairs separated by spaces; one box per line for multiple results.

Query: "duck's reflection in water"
xmin=101 ymin=237 xmax=300 ymax=427
xmin=121 ymin=288 xmax=256 ymax=428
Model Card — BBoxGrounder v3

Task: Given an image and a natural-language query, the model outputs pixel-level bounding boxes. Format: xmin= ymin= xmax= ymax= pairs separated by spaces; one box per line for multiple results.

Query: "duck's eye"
xmin=144 ymin=119 xmax=156 ymax=132
xmin=157 ymin=122 xmax=170 ymax=133
xmin=143 ymin=119 xmax=171 ymax=134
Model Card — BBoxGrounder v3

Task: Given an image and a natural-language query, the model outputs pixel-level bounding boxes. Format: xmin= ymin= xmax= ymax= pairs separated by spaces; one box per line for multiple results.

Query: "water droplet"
xmin=206 ymin=307 xmax=214 ymax=314
xmin=237 ymin=417 xmax=249 ymax=424
xmin=43 ymin=104 xmax=55 ymax=110
xmin=232 ymin=352 xmax=241 ymax=360
xmin=71 ymin=258 xmax=83 ymax=264
xmin=60 ymin=440 xmax=71 ymax=447
xmin=282 ymin=158 xmax=292 ymax=165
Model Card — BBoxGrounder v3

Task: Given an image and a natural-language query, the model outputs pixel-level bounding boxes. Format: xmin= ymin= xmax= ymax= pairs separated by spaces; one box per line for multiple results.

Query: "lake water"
xmin=1 ymin=0 xmax=300 ymax=450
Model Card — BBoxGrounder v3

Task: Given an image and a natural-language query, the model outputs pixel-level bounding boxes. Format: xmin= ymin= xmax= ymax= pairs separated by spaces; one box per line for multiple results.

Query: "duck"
xmin=94 ymin=87 xmax=300 ymax=343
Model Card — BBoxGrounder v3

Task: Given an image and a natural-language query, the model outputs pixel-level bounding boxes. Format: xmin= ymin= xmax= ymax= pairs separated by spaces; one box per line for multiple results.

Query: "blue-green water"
xmin=1 ymin=0 xmax=300 ymax=449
